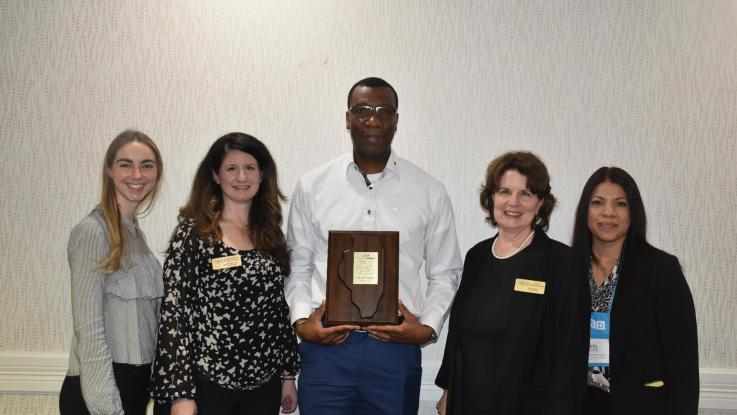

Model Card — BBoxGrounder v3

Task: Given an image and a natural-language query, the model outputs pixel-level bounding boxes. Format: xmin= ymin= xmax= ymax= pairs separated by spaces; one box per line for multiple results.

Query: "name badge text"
xmin=514 ymin=278 xmax=546 ymax=295
xmin=211 ymin=254 xmax=242 ymax=270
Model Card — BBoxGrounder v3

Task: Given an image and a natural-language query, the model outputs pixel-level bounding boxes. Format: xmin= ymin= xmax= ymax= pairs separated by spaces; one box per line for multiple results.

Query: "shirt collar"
xmin=343 ymin=151 xmax=401 ymax=180
xmin=93 ymin=205 xmax=140 ymax=237
xmin=120 ymin=213 xmax=140 ymax=236
xmin=588 ymin=259 xmax=619 ymax=290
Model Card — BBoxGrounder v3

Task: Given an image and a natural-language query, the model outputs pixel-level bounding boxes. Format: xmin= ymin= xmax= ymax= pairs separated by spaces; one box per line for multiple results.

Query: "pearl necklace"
xmin=491 ymin=230 xmax=535 ymax=259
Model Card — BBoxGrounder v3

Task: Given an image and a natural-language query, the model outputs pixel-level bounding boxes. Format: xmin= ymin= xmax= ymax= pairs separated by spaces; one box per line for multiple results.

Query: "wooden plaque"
xmin=325 ymin=230 xmax=399 ymax=326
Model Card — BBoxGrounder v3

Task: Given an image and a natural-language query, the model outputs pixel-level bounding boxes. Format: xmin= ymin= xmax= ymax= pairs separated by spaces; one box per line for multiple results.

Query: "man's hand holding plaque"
xmin=294 ymin=300 xmax=359 ymax=345
xmin=366 ymin=301 xmax=435 ymax=345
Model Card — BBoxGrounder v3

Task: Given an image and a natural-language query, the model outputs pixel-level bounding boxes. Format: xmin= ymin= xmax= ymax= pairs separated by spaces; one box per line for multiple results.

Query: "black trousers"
xmin=153 ymin=373 xmax=281 ymax=415
xmin=59 ymin=362 xmax=151 ymax=415
xmin=583 ymin=386 xmax=611 ymax=415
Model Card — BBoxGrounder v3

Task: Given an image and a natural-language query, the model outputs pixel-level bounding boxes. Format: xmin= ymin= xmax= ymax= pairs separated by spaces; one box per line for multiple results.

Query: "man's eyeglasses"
xmin=348 ymin=105 xmax=397 ymax=121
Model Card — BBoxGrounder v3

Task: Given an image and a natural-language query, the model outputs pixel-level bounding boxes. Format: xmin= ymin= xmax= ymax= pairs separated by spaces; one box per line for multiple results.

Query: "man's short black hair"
xmin=347 ymin=77 xmax=398 ymax=109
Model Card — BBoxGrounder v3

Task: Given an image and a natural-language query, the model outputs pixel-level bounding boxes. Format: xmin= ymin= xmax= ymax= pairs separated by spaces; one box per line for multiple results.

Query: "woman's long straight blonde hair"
xmin=98 ymin=130 xmax=163 ymax=273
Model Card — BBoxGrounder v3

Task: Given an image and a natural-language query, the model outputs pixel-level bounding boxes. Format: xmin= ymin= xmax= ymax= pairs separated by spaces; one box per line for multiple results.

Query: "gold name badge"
xmin=644 ymin=380 xmax=665 ymax=388
xmin=514 ymin=278 xmax=546 ymax=295
xmin=353 ymin=251 xmax=379 ymax=285
xmin=211 ymin=254 xmax=242 ymax=270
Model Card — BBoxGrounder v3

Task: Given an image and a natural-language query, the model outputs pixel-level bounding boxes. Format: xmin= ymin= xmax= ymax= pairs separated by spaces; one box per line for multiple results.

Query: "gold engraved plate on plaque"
xmin=211 ymin=254 xmax=242 ymax=270
xmin=352 ymin=252 xmax=379 ymax=285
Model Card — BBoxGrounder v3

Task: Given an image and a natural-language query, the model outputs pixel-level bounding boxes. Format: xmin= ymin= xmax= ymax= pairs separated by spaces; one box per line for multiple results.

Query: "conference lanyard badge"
xmin=588 ymin=311 xmax=611 ymax=367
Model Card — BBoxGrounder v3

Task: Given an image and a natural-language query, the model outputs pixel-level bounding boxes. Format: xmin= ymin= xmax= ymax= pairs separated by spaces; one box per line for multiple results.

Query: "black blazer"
xmin=436 ymin=229 xmax=590 ymax=415
xmin=606 ymin=248 xmax=699 ymax=414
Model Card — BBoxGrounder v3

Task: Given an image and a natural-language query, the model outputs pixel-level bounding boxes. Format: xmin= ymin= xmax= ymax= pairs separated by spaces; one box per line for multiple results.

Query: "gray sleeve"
xmin=67 ymin=219 xmax=125 ymax=415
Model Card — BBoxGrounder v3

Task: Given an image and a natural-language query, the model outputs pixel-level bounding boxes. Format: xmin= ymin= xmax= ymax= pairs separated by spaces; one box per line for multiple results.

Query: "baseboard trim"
xmin=1 ymin=353 xmax=735 ymax=410
xmin=419 ymin=360 xmax=737 ymax=410
xmin=0 ymin=352 xmax=67 ymax=394
xmin=700 ymin=367 xmax=737 ymax=410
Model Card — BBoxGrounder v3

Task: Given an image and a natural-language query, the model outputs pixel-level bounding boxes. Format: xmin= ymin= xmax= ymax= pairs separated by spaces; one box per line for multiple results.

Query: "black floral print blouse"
xmin=151 ymin=220 xmax=299 ymax=402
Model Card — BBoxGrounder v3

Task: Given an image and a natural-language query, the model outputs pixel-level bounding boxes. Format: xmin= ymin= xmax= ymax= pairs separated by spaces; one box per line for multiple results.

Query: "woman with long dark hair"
xmin=151 ymin=132 xmax=299 ymax=415
xmin=572 ymin=167 xmax=698 ymax=414
xmin=60 ymin=130 xmax=164 ymax=415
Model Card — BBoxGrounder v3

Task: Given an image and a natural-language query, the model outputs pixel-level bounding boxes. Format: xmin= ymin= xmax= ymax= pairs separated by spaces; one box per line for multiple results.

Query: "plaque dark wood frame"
xmin=325 ymin=230 xmax=399 ymax=326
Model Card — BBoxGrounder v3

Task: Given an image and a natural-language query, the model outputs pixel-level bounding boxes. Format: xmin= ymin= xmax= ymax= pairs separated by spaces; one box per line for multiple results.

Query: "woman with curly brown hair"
xmin=435 ymin=151 xmax=589 ymax=415
xmin=151 ymin=132 xmax=299 ymax=415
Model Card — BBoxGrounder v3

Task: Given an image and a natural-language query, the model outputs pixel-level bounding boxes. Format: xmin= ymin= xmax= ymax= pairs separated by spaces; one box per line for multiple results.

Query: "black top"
xmin=458 ymin=252 xmax=520 ymax=410
xmin=436 ymin=229 xmax=590 ymax=415
xmin=604 ymin=247 xmax=699 ymax=414
xmin=151 ymin=220 xmax=299 ymax=402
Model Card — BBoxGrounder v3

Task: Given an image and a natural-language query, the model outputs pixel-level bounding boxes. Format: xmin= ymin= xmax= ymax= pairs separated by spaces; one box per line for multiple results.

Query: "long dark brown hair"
xmin=571 ymin=167 xmax=654 ymax=288
xmin=179 ymin=132 xmax=290 ymax=274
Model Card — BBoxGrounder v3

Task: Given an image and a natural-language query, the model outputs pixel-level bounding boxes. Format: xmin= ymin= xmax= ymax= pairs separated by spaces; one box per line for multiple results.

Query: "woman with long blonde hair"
xmin=60 ymin=130 xmax=164 ymax=415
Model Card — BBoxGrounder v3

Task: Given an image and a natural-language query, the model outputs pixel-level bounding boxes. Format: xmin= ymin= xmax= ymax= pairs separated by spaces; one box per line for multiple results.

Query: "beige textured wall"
xmin=1 ymin=0 xmax=736 ymax=413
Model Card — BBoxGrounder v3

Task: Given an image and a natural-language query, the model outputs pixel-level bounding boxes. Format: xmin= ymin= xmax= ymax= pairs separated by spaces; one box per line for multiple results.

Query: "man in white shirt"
xmin=285 ymin=77 xmax=463 ymax=415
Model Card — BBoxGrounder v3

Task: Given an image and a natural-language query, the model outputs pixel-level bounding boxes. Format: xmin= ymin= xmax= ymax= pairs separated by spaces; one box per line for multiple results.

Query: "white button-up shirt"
xmin=285 ymin=152 xmax=462 ymax=335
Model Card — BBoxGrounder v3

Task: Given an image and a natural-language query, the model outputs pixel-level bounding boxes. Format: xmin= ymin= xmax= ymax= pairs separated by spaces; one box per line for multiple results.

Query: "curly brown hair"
xmin=479 ymin=151 xmax=556 ymax=231
xmin=179 ymin=132 xmax=290 ymax=275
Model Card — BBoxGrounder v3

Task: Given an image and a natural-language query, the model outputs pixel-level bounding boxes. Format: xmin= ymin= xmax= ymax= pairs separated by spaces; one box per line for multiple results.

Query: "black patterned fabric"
xmin=151 ymin=220 xmax=299 ymax=403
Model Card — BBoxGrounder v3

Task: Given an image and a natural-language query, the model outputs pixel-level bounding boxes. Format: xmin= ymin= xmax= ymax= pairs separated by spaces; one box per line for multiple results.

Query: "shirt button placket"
xmin=365 ymin=183 xmax=377 ymax=228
